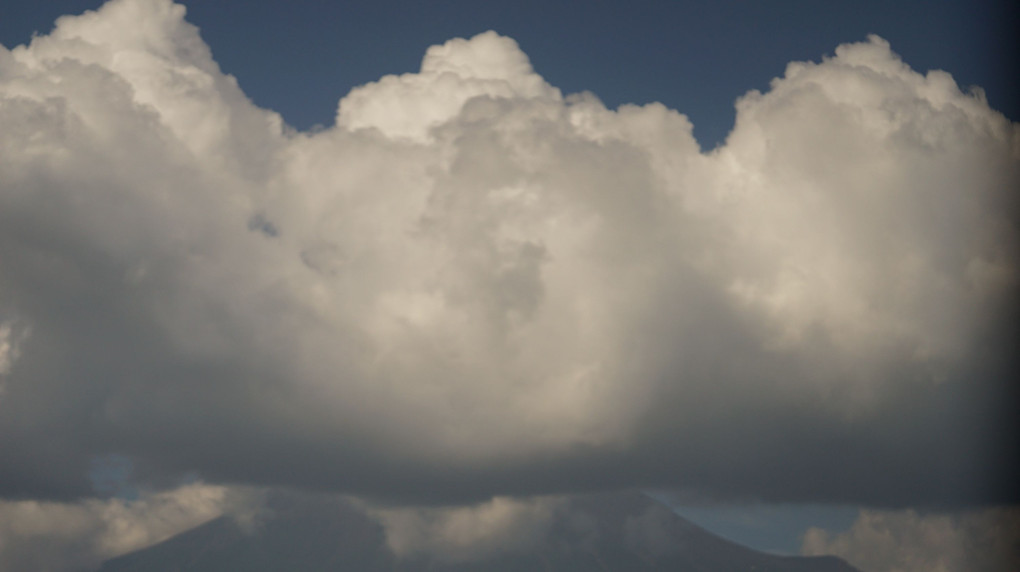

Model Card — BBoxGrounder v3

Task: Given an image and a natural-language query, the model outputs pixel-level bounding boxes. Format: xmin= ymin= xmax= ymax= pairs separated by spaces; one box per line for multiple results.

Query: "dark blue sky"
xmin=2 ymin=0 xmax=1016 ymax=149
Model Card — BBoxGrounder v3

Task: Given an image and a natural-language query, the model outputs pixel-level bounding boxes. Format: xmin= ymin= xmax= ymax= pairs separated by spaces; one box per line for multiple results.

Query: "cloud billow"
xmin=0 ymin=0 xmax=1016 ymax=509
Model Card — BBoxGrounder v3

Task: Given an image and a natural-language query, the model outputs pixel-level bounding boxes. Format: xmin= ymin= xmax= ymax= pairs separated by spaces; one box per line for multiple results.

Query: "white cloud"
xmin=802 ymin=507 xmax=1020 ymax=572
xmin=365 ymin=496 xmax=562 ymax=563
xmin=0 ymin=0 xmax=1016 ymax=509
xmin=0 ymin=483 xmax=255 ymax=572
xmin=0 ymin=321 xmax=25 ymax=376
xmin=337 ymin=31 xmax=561 ymax=142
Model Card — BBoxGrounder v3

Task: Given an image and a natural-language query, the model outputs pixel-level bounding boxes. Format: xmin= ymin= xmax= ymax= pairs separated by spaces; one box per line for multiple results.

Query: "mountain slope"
xmin=99 ymin=491 xmax=858 ymax=571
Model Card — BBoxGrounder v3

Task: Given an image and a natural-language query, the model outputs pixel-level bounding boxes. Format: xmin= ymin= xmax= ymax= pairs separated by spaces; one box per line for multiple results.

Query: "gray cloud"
xmin=0 ymin=483 xmax=256 ymax=572
xmin=802 ymin=507 xmax=1020 ymax=572
xmin=365 ymin=495 xmax=562 ymax=563
xmin=0 ymin=0 xmax=1017 ymax=509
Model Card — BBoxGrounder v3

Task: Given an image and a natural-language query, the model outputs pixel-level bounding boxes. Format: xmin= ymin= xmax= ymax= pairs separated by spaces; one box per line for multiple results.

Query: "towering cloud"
xmin=0 ymin=0 xmax=1016 ymax=512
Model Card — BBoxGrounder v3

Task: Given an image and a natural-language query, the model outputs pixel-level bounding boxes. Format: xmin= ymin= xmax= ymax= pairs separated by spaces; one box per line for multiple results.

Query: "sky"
xmin=0 ymin=0 xmax=1018 ymax=570
xmin=2 ymin=0 xmax=1017 ymax=148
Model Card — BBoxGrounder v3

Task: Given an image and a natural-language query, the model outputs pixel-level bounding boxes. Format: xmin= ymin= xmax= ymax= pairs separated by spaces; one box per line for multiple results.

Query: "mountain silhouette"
xmin=99 ymin=491 xmax=858 ymax=571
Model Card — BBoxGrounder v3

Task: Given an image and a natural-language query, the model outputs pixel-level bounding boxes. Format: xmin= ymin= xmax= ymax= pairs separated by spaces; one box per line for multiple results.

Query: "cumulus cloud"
xmin=337 ymin=31 xmax=561 ymax=142
xmin=0 ymin=483 xmax=255 ymax=572
xmin=0 ymin=0 xmax=1017 ymax=510
xmin=802 ymin=507 xmax=1020 ymax=572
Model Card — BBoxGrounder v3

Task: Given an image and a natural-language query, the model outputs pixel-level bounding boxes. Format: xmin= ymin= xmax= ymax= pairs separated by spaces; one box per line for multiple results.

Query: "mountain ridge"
xmin=99 ymin=491 xmax=859 ymax=571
